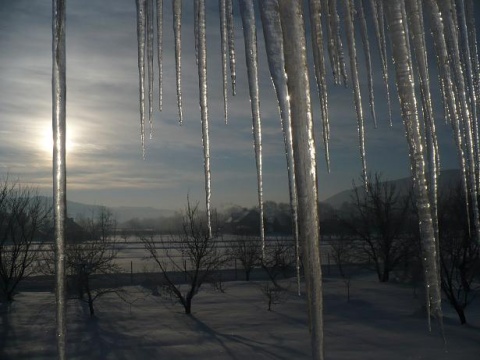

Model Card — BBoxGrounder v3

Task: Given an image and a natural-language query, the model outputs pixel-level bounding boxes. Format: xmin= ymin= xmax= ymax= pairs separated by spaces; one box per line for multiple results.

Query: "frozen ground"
xmin=1 ymin=272 xmax=479 ymax=359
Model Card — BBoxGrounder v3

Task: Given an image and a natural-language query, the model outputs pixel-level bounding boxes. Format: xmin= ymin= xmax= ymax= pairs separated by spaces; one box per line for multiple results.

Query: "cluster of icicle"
xmin=134 ymin=0 xmax=480 ymax=359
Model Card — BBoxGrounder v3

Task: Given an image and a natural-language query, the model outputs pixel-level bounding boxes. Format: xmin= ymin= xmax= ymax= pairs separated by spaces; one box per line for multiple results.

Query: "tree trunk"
xmin=380 ymin=268 xmax=390 ymax=282
xmin=184 ymin=297 xmax=192 ymax=315
xmin=88 ymin=298 xmax=95 ymax=317
xmin=85 ymin=278 xmax=95 ymax=317
xmin=453 ymin=303 xmax=467 ymax=325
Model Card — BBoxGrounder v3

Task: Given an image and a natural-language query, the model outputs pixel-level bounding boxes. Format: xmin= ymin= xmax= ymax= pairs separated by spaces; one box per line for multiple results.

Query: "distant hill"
xmin=322 ymin=169 xmax=462 ymax=209
xmin=108 ymin=205 xmax=175 ymax=223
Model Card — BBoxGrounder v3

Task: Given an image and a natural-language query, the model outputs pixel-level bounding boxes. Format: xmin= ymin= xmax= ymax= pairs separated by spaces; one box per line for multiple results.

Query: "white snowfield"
xmin=1 ymin=273 xmax=478 ymax=359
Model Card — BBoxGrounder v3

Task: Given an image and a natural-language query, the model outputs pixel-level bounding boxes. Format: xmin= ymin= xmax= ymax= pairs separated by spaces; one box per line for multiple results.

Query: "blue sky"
xmin=0 ymin=0 xmax=467 ymax=211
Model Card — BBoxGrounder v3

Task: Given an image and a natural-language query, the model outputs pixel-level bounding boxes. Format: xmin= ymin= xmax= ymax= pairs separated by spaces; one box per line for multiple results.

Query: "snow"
xmin=2 ymin=272 xmax=478 ymax=359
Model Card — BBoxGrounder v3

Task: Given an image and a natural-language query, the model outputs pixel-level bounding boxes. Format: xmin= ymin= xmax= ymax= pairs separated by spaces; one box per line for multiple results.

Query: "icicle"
xmin=259 ymin=0 xmax=301 ymax=296
xmin=438 ymin=0 xmax=480 ymax=242
xmin=309 ymin=0 xmax=331 ymax=172
xmin=405 ymin=0 xmax=440 ymax=202
xmin=156 ymin=0 xmax=163 ymax=111
xmin=172 ymin=0 xmax=183 ymax=125
xmin=357 ymin=0 xmax=377 ymax=128
xmin=439 ymin=76 xmax=450 ymax=125
xmin=369 ymin=0 xmax=392 ymax=126
xmin=226 ymin=0 xmax=236 ymax=95
xmin=219 ymin=0 xmax=229 ymax=124
xmin=239 ymin=0 xmax=265 ymax=258
xmin=425 ymin=0 xmax=470 ymax=234
xmin=405 ymin=0 xmax=441 ymax=331
xmin=136 ymin=0 xmax=147 ymax=157
xmin=343 ymin=0 xmax=367 ymax=186
xmin=465 ymin=0 xmax=480 ymax=178
xmin=52 ymin=1 xmax=67 ymax=358
xmin=197 ymin=0 xmax=212 ymax=238
xmin=384 ymin=0 xmax=444 ymax=335
xmin=194 ymin=0 xmax=199 ymax=65
xmin=332 ymin=0 xmax=348 ymax=86
xmin=323 ymin=0 xmax=340 ymax=84
xmin=278 ymin=2 xmax=324 ymax=358
xmin=459 ymin=0 xmax=480 ymax=187
xmin=146 ymin=0 xmax=154 ymax=138
xmin=323 ymin=0 xmax=347 ymax=86
xmin=335 ymin=0 xmax=347 ymax=87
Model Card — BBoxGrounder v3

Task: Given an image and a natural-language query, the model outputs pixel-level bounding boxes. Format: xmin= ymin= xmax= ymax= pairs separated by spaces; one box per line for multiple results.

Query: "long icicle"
xmin=226 ymin=0 xmax=236 ymax=95
xmin=344 ymin=0 xmax=367 ymax=186
xmin=426 ymin=0 xmax=471 ymax=239
xmin=439 ymin=0 xmax=480 ymax=242
xmin=239 ymin=0 xmax=265 ymax=259
xmin=278 ymin=2 xmax=324 ymax=358
xmin=52 ymin=1 xmax=67 ymax=358
xmin=172 ymin=0 xmax=183 ymax=125
xmin=219 ymin=0 xmax=229 ymax=124
xmin=197 ymin=0 xmax=212 ymax=238
xmin=465 ymin=0 xmax=480 ymax=174
xmin=332 ymin=0 xmax=348 ymax=86
xmin=357 ymin=0 xmax=377 ymax=128
xmin=194 ymin=0 xmax=199 ymax=65
xmin=259 ymin=0 xmax=301 ymax=296
xmin=459 ymin=0 xmax=480 ymax=190
xmin=136 ymin=0 xmax=147 ymax=157
xmin=384 ymin=0 xmax=444 ymax=336
xmin=405 ymin=0 xmax=440 ymax=332
xmin=156 ymin=0 xmax=163 ymax=111
xmin=370 ymin=0 xmax=392 ymax=126
xmin=323 ymin=0 xmax=340 ymax=84
xmin=331 ymin=0 xmax=348 ymax=86
xmin=309 ymin=0 xmax=331 ymax=172
xmin=146 ymin=0 xmax=154 ymax=138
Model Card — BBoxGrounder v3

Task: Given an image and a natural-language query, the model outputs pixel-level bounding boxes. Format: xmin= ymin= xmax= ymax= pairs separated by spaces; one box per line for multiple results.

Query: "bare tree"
xmin=140 ymin=199 xmax=226 ymax=314
xmin=0 ymin=178 xmax=51 ymax=303
xmin=340 ymin=173 xmax=414 ymax=282
xmin=329 ymin=236 xmax=356 ymax=301
xmin=66 ymin=207 xmax=121 ymax=317
xmin=41 ymin=207 xmax=120 ymax=317
xmin=438 ymin=183 xmax=480 ymax=324
xmin=261 ymin=237 xmax=296 ymax=288
xmin=229 ymin=236 xmax=261 ymax=281
xmin=259 ymin=281 xmax=287 ymax=311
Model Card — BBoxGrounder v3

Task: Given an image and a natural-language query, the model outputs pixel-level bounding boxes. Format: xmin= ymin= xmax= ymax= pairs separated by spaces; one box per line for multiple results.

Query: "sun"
xmin=40 ymin=125 xmax=75 ymax=155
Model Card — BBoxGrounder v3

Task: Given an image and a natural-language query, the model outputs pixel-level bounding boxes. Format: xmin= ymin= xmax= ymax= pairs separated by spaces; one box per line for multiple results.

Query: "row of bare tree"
xmin=327 ymin=173 xmax=479 ymax=324
xmin=1 ymin=172 xmax=477 ymax=324
xmin=0 ymin=175 xmax=294 ymax=317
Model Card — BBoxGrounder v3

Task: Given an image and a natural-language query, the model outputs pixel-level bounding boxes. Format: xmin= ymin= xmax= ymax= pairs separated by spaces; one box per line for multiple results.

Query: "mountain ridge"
xmin=321 ymin=169 xmax=462 ymax=209
xmin=43 ymin=169 xmax=462 ymax=223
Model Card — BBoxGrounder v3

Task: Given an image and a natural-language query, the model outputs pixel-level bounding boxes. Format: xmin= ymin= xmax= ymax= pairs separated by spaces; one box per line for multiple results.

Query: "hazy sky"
xmin=0 ymin=0 xmax=467 ymax=211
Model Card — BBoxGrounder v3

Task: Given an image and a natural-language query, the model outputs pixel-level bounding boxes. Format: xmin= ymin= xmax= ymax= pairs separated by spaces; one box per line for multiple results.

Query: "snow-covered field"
xmin=1 ymin=272 xmax=478 ymax=359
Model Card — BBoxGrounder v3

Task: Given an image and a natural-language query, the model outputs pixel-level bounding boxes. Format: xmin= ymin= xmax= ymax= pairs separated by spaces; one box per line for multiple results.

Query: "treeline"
xmin=1 ymin=173 xmax=478 ymax=325
xmin=120 ymin=201 xmax=297 ymax=236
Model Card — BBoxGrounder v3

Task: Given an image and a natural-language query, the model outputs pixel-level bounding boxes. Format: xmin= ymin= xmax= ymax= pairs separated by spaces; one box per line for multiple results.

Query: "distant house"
xmin=224 ymin=207 xmax=293 ymax=236
xmin=224 ymin=208 xmax=261 ymax=235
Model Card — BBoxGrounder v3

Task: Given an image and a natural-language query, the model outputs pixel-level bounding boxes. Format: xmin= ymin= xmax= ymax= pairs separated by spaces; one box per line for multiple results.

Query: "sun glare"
xmin=41 ymin=125 xmax=75 ymax=155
